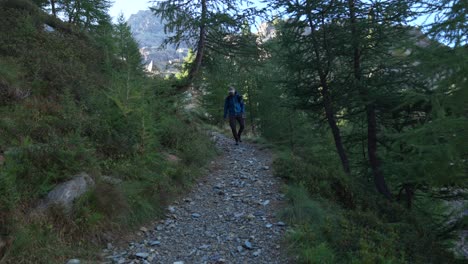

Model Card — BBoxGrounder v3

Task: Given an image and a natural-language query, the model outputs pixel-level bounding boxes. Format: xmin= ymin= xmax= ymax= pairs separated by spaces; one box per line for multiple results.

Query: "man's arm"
xmin=239 ymin=95 xmax=245 ymax=114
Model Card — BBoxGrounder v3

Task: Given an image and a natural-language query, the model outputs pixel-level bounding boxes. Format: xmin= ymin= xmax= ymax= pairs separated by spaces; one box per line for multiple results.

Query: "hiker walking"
xmin=224 ymin=87 xmax=245 ymax=145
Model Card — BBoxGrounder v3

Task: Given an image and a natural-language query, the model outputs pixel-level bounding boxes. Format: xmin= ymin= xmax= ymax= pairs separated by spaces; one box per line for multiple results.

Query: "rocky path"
xmin=103 ymin=132 xmax=289 ymax=264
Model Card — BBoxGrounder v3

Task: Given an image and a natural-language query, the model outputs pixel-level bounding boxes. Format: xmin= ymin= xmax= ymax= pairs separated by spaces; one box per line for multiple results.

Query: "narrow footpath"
xmin=103 ymin=132 xmax=289 ymax=264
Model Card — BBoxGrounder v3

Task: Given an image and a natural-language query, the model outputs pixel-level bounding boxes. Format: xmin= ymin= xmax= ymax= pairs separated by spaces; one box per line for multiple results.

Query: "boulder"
xmin=37 ymin=172 xmax=94 ymax=213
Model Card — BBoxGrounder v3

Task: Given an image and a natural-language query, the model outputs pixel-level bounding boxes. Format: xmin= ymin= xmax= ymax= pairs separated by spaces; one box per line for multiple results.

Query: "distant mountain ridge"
xmin=127 ymin=10 xmax=188 ymax=74
xmin=127 ymin=10 xmax=280 ymax=74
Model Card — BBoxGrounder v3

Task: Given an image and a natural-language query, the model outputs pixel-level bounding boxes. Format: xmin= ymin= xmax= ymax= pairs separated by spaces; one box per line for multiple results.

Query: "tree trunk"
xmin=306 ymin=13 xmax=351 ymax=175
xmin=348 ymin=0 xmax=392 ymax=199
xmin=321 ymin=82 xmax=351 ymax=174
xmin=367 ymin=103 xmax=392 ymax=198
xmin=50 ymin=0 xmax=56 ymax=17
xmin=187 ymin=0 xmax=206 ymax=82
xmin=72 ymin=0 xmax=81 ymax=24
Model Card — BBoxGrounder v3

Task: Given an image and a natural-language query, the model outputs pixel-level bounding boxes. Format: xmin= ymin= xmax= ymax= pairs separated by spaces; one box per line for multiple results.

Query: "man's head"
xmin=228 ymin=87 xmax=235 ymax=95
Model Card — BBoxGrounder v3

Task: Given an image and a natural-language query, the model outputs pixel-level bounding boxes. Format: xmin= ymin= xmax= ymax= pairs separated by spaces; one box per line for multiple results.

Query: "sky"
xmin=109 ymin=0 xmax=266 ymax=22
xmin=109 ymin=0 xmax=153 ymax=21
xmin=109 ymin=0 xmax=431 ymax=26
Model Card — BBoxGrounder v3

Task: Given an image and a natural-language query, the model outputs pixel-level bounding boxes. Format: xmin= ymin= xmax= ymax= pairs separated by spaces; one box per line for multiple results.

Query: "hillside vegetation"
xmin=0 ymin=0 xmax=214 ymax=262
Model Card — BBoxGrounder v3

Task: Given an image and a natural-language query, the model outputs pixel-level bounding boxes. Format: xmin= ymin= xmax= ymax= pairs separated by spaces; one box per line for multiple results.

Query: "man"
xmin=224 ymin=87 xmax=245 ymax=145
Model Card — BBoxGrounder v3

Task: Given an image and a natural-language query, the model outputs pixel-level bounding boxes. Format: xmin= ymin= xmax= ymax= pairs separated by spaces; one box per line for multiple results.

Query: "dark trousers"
xmin=229 ymin=115 xmax=245 ymax=142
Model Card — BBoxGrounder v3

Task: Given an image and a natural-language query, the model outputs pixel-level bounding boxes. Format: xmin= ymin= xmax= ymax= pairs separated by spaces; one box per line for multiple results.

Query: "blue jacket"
xmin=224 ymin=92 xmax=245 ymax=118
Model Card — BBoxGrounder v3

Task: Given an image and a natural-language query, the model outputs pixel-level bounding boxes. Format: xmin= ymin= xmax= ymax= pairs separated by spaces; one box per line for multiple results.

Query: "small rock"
xmin=245 ymin=214 xmax=255 ymax=220
xmin=254 ymin=211 xmax=264 ymax=216
xmin=173 ymin=261 xmax=185 ymax=264
xmin=243 ymin=240 xmax=253 ymax=250
xmin=199 ymin=244 xmax=210 ymax=250
xmin=192 ymin=213 xmax=201 ymax=218
xmin=168 ymin=206 xmax=176 ymax=213
xmin=262 ymin=166 xmax=270 ymax=170
xmin=101 ymin=175 xmax=122 ymax=185
xmin=262 ymin=200 xmax=270 ymax=206
xmin=149 ymin=240 xmax=161 ymax=246
xmin=165 ymin=153 xmax=181 ymax=163
xmin=277 ymin=221 xmax=286 ymax=226
xmin=67 ymin=259 xmax=80 ymax=264
xmin=135 ymin=252 xmax=149 ymax=259
xmin=253 ymin=249 xmax=262 ymax=257
xmin=265 ymin=224 xmax=273 ymax=228
xmin=237 ymin=246 xmax=243 ymax=253
xmin=140 ymin=227 xmax=148 ymax=232
xmin=234 ymin=212 xmax=244 ymax=218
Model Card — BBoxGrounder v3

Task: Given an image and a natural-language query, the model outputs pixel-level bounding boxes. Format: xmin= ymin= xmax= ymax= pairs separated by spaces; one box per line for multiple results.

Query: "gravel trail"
xmin=103 ymin=132 xmax=289 ymax=264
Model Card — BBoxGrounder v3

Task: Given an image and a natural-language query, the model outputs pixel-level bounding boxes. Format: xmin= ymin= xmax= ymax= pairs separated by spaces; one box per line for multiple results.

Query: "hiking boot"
xmin=235 ymin=141 xmax=239 ymax=145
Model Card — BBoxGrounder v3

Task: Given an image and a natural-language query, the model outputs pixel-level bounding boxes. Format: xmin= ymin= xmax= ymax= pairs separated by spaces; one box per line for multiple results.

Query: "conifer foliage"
xmin=150 ymin=0 xmax=256 ymax=85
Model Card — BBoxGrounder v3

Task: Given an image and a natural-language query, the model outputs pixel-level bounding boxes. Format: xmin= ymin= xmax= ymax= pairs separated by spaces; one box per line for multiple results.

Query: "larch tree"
xmin=150 ymin=0 xmax=256 ymax=87
xmin=271 ymin=0 xmax=352 ymax=175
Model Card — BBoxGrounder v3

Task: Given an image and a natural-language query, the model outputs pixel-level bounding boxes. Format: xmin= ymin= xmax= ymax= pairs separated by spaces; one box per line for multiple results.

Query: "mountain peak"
xmin=127 ymin=10 xmax=188 ymax=74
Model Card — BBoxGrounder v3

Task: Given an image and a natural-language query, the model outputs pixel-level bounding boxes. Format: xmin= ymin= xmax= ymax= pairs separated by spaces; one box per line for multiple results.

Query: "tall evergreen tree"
xmin=270 ymin=0 xmax=351 ymax=175
xmin=150 ymin=0 xmax=255 ymax=86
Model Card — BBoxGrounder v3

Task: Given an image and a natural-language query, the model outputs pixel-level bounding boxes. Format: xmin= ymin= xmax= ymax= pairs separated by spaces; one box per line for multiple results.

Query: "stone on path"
xmin=135 ymin=252 xmax=149 ymax=259
xmin=243 ymin=240 xmax=253 ymax=250
xmin=277 ymin=221 xmax=286 ymax=227
xmin=149 ymin=240 xmax=160 ymax=246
